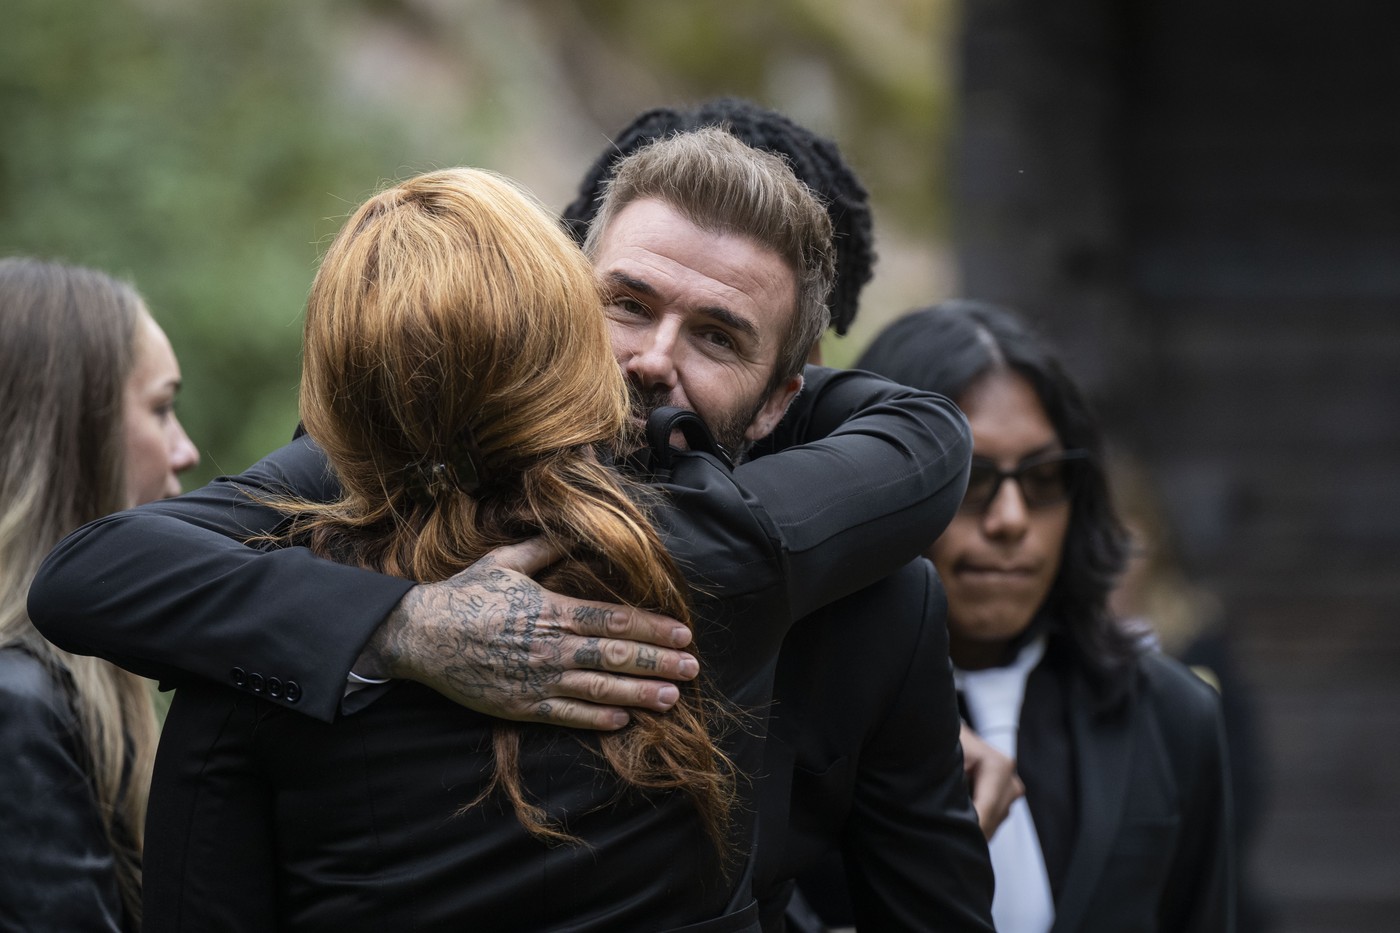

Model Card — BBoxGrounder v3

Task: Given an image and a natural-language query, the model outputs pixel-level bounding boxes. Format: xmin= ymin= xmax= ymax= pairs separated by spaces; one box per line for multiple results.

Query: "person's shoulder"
xmin=1133 ymin=649 xmax=1224 ymax=742
xmin=772 ymin=559 xmax=947 ymax=746
xmin=806 ymin=558 xmax=938 ymax=643
xmin=0 ymin=646 xmax=65 ymax=705
xmin=0 ymin=646 xmax=76 ymax=734
xmin=1137 ymin=648 xmax=1218 ymax=699
xmin=855 ymin=556 xmax=940 ymax=610
xmin=779 ymin=558 xmax=943 ymax=695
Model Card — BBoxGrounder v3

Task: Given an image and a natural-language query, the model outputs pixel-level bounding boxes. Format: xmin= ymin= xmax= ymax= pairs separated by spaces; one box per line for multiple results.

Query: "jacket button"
xmin=284 ymin=681 xmax=302 ymax=703
xmin=230 ymin=667 xmax=247 ymax=687
xmin=249 ymin=672 xmax=265 ymax=693
xmin=266 ymin=677 xmax=283 ymax=698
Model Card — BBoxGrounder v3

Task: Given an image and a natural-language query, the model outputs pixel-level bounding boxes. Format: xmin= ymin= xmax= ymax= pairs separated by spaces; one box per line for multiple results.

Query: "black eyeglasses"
xmin=961 ymin=449 xmax=1092 ymax=513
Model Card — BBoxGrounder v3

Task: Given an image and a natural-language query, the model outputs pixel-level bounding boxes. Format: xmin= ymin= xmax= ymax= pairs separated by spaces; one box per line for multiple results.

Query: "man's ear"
xmin=744 ymin=373 xmax=804 ymax=444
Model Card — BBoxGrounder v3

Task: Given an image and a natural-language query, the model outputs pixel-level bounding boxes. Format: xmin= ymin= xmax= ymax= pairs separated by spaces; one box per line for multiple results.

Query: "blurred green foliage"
xmin=3 ymin=0 xmax=949 ymax=485
xmin=560 ymin=0 xmax=951 ymax=235
xmin=3 ymin=0 xmax=470 ymax=482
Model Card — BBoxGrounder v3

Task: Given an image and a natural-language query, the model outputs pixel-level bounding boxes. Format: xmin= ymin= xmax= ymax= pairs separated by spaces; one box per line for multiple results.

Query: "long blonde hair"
xmin=0 ymin=257 xmax=159 ymax=926
xmin=287 ymin=168 xmax=737 ymax=851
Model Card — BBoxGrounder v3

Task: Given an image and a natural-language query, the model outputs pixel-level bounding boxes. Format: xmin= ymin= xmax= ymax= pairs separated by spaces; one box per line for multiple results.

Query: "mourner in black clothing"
xmin=843 ymin=300 xmax=1236 ymax=933
xmin=565 ymin=98 xmax=994 ymax=931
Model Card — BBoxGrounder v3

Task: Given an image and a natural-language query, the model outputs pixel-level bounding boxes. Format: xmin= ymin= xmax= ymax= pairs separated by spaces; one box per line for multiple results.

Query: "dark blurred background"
xmin=4 ymin=1 xmax=1396 ymax=929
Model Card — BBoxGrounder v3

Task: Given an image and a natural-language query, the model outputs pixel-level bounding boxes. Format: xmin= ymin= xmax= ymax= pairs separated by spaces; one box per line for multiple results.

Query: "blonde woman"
xmin=0 ymin=257 xmax=198 ymax=931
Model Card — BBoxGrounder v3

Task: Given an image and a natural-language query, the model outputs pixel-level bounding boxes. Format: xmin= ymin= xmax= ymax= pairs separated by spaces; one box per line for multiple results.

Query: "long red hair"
xmin=287 ymin=168 xmax=736 ymax=852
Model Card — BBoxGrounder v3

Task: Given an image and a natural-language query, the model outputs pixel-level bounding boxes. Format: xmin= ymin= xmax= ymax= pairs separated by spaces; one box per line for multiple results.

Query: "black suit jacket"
xmin=31 ymin=367 xmax=974 ymax=931
xmin=1014 ymin=635 xmax=1235 ymax=933
xmin=755 ymin=559 xmax=994 ymax=932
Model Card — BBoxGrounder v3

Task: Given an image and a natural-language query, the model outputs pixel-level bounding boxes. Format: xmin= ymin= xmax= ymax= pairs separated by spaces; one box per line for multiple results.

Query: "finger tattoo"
xmin=573 ymin=638 xmax=603 ymax=668
xmin=572 ymin=604 xmax=612 ymax=633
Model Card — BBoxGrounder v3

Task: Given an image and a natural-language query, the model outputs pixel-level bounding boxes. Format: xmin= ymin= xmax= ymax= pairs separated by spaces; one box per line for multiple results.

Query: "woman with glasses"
xmin=853 ymin=300 xmax=1234 ymax=933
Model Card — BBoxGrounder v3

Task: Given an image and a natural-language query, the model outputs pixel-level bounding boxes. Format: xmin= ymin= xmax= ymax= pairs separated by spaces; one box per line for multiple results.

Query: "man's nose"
xmin=623 ymin=320 xmax=681 ymax=391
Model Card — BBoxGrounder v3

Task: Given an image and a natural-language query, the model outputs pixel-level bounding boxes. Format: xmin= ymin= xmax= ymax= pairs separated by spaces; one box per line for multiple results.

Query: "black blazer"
xmin=32 ymin=367 xmax=973 ymax=932
xmin=1013 ymin=635 xmax=1235 ymax=933
xmin=755 ymin=559 xmax=994 ymax=933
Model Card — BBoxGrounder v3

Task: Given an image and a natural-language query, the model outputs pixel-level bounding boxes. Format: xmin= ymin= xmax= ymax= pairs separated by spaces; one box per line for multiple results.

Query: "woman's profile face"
xmin=930 ymin=369 xmax=1072 ymax=669
xmin=122 ymin=312 xmax=199 ymax=507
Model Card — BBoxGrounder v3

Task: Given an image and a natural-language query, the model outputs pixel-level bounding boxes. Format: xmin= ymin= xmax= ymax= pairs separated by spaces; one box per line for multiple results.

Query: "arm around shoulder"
xmin=720 ymin=365 xmax=972 ymax=618
xmin=28 ymin=436 xmax=412 ymax=723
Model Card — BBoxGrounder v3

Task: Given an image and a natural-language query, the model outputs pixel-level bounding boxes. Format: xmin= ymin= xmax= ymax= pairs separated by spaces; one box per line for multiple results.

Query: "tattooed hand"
xmin=352 ymin=538 xmax=699 ymax=730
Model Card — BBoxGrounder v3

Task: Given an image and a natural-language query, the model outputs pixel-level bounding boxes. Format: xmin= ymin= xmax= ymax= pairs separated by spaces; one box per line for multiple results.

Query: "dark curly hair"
xmin=563 ymin=98 xmax=875 ymax=336
xmin=855 ymin=300 xmax=1138 ymax=677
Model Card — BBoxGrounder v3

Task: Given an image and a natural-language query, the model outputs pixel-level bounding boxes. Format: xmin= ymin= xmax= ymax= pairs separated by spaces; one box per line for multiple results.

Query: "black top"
xmin=0 ymin=646 xmax=132 ymax=933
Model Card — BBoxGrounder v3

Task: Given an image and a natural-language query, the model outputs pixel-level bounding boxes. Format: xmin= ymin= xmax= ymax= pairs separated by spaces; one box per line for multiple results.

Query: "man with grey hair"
xmin=578 ymin=124 xmax=994 ymax=930
xmin=584 ymin=126 xmax=831 ymax=464
xmin=586 ymin=126 xmax=833 ymax=420
xmin=33 ymin=128 xmax=978 ymax=929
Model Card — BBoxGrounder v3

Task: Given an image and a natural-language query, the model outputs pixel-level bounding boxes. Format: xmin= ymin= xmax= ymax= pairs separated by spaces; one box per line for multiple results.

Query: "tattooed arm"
xmin=30 ymin=436 xmax=695 ymax=728
xmin=353 ymin=540 xmax=697 ymax=727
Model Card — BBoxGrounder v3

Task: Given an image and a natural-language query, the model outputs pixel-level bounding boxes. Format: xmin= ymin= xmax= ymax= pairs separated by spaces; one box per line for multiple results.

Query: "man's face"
xmin=591 ymin=198 xmax=803 ymax=457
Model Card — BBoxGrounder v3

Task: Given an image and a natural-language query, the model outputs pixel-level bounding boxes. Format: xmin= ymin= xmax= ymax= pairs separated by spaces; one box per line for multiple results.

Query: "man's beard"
xmin=627 ymin=381 xmax=765 ymax=464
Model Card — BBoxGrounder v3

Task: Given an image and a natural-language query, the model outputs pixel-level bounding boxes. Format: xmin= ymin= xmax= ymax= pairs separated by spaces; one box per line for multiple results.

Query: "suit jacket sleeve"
xmin=0 ymin=650 xmax=126 ymax=933
xmin=28 ymin=435 xmax=413 ymax=723
xmin=667 ymin=365 xmax=971 ymax=624
xmin=1151 ymin=656 xmax=1237 ymax=933
xmin=839 ymin=567 xmax=995 ymax=933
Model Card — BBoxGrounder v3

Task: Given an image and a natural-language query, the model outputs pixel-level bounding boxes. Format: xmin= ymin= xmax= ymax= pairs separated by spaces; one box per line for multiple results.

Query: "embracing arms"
xmin=680 ymin=364 xmax=972 ymax=621
xmin=29 ymin=435 xmax=694 ymax=726
xmin=30 ymin=366 xmax=970 ymax=727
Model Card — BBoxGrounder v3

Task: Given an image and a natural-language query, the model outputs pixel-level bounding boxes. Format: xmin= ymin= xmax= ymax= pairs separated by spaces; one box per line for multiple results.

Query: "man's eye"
xmin=701 ymin=330 xmax=736 ymax=351
xmin=610 ymin=296 xmax=649 ymax=316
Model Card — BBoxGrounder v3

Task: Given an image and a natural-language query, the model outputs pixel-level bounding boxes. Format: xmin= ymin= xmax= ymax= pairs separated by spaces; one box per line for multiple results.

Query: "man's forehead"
xmin=593 ymin=198 xmax=797 ymax=335
xmin=600 ymin=269 xmax=759 ymax=338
